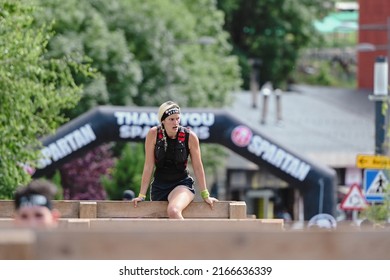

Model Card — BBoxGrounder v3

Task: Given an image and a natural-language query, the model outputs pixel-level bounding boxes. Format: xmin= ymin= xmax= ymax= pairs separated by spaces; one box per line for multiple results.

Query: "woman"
xmin=132 ymin=101 xmax=218 ymax=219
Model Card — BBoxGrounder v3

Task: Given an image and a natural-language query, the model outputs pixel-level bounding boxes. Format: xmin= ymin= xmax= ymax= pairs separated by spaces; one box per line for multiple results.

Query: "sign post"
xmin=369 ymin=56 xmax=388 ymax=155
xmin=340 ymin=184 xmax=369 ymax=223
xmin=363 ymin=169 xmax=389 ymax=203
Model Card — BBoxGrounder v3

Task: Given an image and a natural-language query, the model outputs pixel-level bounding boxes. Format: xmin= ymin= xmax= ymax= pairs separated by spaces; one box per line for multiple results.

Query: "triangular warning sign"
xmin=340 ymin=184 xmax=368 ymax=210
xmin=366 ymin=170 xmax=388 ymax=195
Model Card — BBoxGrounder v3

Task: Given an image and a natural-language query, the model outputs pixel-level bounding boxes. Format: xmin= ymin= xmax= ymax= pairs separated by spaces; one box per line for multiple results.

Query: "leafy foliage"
xmin=89 ymin=0 xmax=241 ymax=107
xmin=35 ymin=0 xmax=241 ymax=112
xmin=101 ymin=143 xmax=145 ymax=200
xmin=218 ymin=0 xmax=335 ymax=89
xmin=33 ymin=0 xmax=143 ymax=119
xmin=360 ymin=179 xmax=390 ymax=223
xmin=0 ymin=1 xmax=90 ymax=198
xmin=29 ymin=0 xmax=241 ymax=199
xmin=60 ymin=144 xmax=115 ymax=200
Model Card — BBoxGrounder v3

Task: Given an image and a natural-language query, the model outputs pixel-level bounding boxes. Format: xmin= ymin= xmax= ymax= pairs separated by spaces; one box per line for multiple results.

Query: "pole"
xmin=260 ymin=81 xmax=272 ymax=125
xmin=375 ymin=100 xmax=386 ymax=154
xmin=372 ymin=56 xmax=388 ymax=155
xmin=249 ymin=64 xmax=259 ymax=108
xmin=249 ymin=58 xmax=262 ymax=109
xmin=275 ymin=89 xmax=282 ymax=124
xmin=352 ymin=210 xmax=358 ymax=223
xmin=318 ymin=178 xmax=324 ymax=214
xmin=260 ymin=95 xmax=268 ymax=125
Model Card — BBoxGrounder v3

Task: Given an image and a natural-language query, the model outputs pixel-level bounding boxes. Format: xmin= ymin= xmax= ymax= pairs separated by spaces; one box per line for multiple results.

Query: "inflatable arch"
xmin=32 ymin=106 xmax=337 ymax=220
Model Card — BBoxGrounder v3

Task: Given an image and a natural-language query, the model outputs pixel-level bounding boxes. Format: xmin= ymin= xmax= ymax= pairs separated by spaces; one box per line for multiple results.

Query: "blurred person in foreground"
xmin=13 ymin=179 xmax=60 ymax=228
xmin=132 ymin=101 xmax=218 ymax=219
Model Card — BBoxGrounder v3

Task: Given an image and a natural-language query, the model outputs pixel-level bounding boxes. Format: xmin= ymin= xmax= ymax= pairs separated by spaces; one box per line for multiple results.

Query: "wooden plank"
xmin=2 ymin=217 xmax=283 ymax=231
xmin=96 ymin=201 xmax=231 ymax=218
xmin=229 ymin=201 xmax=247 ymax=219
xmin=66 ymin=219 xmax=90 ymax=229
xmin=52 ymin=201 xmax=79 ymax=218
xmin=79 ymin=202 xmax=97 ymax=218
xmin=0 ymin=218 xmax=14 ymax=228
xmin=259 ymin=218 xmax=285 ymax=229
xmin=0 ymin=229 xmax=35 ymax=259
xmin=30 ymin=229 xmax=390 ymax=260
xmin=184 ymin=201 xmax=231 ymax=218
xmin=0 ymin=201 xmax=15 ymax=218
xmin=0 ymin=200 xmax=245 ymax=219
xmin=97 ymin=201 xmax=167 ymax=218
xmin=0 ymin=200 xmax=79 ymax=218
xmin=87 ymin=218 xmax=284 ymax=231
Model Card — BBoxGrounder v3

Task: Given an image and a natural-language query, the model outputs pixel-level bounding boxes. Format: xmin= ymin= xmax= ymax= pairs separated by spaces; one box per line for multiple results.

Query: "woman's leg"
xmin=167 ymin=186 xmax=195 ymax=219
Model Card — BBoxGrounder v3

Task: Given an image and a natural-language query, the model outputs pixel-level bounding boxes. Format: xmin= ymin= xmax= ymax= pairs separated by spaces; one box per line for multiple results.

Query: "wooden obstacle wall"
xmin=1 ymin=227 xmax=390 ymax=260
xmin=0 ymin=200 xmax=247 ymax=219
xmin=1 ymin=198 xmax=389 ymax=260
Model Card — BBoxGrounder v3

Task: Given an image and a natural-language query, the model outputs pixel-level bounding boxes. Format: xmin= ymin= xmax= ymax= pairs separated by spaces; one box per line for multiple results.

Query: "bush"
xmin=101 ymin=143 xmax=145 ymax=200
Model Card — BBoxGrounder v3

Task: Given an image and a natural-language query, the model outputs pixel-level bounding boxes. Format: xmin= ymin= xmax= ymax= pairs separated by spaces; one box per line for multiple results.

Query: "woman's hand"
xmin=203 ymin=196 xmax=219 ymax=209
xmin=131 ymin=196 xmax=145 ymax=208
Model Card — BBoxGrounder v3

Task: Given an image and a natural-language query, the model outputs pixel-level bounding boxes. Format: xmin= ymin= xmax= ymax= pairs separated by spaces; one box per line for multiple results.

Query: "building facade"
xmin=358 ymin=0 xmax=390 ymax=90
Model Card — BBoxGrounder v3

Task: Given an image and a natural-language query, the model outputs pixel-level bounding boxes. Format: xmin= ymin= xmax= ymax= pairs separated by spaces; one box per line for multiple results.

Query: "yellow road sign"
xmin=356 ymin=154 xmax=390 ymax=169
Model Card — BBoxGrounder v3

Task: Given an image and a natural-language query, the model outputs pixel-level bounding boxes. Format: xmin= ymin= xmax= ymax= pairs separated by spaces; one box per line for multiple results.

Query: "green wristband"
xmin=201 ymin=189 xmax=210 ymax=199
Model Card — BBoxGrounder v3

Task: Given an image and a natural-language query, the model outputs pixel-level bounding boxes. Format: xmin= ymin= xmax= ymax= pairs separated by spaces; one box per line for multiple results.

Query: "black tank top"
xmin=154 ymin=126 xmax=190 ymax=183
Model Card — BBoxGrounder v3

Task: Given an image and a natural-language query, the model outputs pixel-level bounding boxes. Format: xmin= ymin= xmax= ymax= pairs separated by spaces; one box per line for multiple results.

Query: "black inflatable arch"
xmin=32 ymin=106 xmax=337 ymax=220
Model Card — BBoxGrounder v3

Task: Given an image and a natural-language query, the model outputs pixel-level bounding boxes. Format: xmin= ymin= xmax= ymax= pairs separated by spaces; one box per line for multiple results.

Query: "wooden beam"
xmin=1 ymin=217 xmax=284 ymax=231
xmin=96 ymin=201 xmax=232 ymax=218
xmin=228 ymin=201 xmax=247 ymax=219
xmin=0 ymin=200 xmax=246 ymax=219
xmin=79 ymin=202 xmax=97 ymax=219
xmin=26 ymin=229 xmax=390 ymax=260
xmin=0 ymin=218 xmax=13 ymax=228
xmin=52 ymin=201 xmax=79 ymax=218
xmin=72 ymin=218 xmax=284 ymax=231
xmin=65 ymin=219 xmax=90 ymax=229
xmin=0 ymin=201 xmax=15 ymax=218
xmin=0 ymin=229 xmax=35 ymax=259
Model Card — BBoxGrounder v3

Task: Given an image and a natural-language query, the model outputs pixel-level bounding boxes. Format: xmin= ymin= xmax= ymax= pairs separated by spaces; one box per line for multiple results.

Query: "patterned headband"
xmin=16 ymin=194 xmax=52 ymax=210
xmin=161 ymin=107 xmax=180 ymax=121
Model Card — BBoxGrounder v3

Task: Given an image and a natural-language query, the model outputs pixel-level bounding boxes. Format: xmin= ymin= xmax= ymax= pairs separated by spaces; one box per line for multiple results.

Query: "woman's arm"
xmin=189 ymin=131 xmax=218 ymax=207
xmin=189 ymin=131 xmax=207 ymax=191
xmin=133 ymin=127 xmax=157 ymax=207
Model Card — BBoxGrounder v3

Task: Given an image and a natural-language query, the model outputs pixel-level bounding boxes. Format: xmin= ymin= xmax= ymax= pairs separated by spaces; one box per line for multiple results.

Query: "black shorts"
xmin=150 ymin=176 xmax=195 ymax=201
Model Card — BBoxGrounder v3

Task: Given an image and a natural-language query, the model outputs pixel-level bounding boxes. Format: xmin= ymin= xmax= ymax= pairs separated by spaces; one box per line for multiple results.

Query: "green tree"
xmin=0 ymin=1 xmax=90 ymax=198
xmin=34 ymin=0 xmax=143 ymax=119
xmin=90 ymin=0 xmax=241 ymax=107
xmin=101 ymin=143 xmax=145 ymax=200
xmin=35 ymin=0 xmax=241 ymax=110
xmin=218 ymin=0 xmax=335 ymax=89
xmin=31 ymin=0 xmax=241 ymax=199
